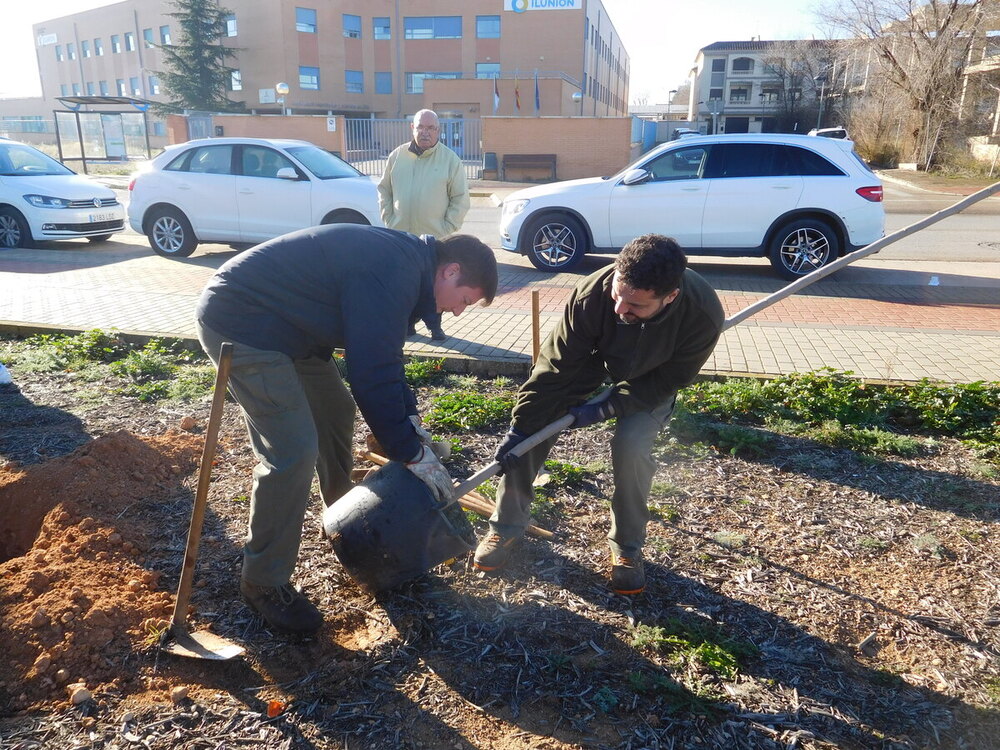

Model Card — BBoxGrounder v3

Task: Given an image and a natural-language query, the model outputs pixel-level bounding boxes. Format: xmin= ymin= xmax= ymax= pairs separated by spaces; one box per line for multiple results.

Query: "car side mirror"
xmin=621 ymin=168 xmax=651 ymax=186
xmin=276 ymin=167 xmax=299 ymax=180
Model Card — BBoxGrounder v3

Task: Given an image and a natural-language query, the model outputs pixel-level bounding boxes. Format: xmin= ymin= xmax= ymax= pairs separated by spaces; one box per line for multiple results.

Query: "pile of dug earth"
xmin=0 ymin=431 xmax=202 ymax=712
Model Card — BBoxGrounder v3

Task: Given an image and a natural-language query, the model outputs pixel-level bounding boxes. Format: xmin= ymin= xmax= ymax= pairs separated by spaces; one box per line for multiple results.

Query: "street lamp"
xmin=667 ymin=89 xmax=677 ymax=119
xmin=275 ymin=81 xmax=289 ymax=116
xmin=708 ymin=97 xmax=721 ymax=134
xmin=814 ymin=74 xmax=828 ymax=130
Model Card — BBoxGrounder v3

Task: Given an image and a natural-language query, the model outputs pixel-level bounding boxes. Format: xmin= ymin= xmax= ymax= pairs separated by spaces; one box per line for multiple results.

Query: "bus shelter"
xmin=54 ymin=96 xmax=153 ymax=174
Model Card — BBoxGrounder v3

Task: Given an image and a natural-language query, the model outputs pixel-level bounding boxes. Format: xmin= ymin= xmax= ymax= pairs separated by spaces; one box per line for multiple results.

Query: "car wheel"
xmin=87 ymin=234 xmax=113 ymax=243
xmin=768 ymin=218 xmax=840 ymax=280
xmin=0 ymin=207 xmax=32 ymax=248
xmin=147 ymin=207 xmax=197 ymax=258
xmin=524 ymin=214 xmax=587 ymax=272
xmin=321 ymin=209 xmax=370 ymax=225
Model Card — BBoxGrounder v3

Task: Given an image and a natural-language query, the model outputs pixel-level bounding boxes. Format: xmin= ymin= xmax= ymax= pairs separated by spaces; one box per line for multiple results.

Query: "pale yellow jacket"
xmin=377 ymin=141 xmax=470 ymax=237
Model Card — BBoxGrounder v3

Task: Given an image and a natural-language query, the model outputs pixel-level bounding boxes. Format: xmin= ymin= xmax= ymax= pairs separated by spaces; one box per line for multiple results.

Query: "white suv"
xmin=128 ymin=137 xmax=381 ymax=257
xmin=0 ymin=138 xmax=125 ymax=248
xmin=499 ymin=133 xmax=884 ymax=279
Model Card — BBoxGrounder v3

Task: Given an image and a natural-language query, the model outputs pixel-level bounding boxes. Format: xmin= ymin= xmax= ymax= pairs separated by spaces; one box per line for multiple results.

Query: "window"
xmin=129 ymin=76 xmax=141 ymax=96
xmin=94 ymin=38 xmax=103 ymax=56
xmin=374 ymin=17 xmax=390 ymax=39
xmin=86 ymin=82 xmax=95 ymax=95
xmin=230 ymin=71 xmax=242 ymax=91
xmin=405 ymin=72 xmax=460 ymax=94
xmin=143 ymin=28 xmax=154 ymax=48
xmin=375 ymin=72 xmax=392 ymax=94
xmin=169 ymin=145 xmax=234 ymax=175
xmin=152 ymin=121 xmax=166 ymax=137
xmin=117 ymin=79 xmax=126 ymax=95
xmin=711 ymin=59 xmax=725 ymax=72
xmin=81 ymin=40 xmax=91 ymax=58
xmin=125 ymin=32 xmax=135 ymax=51
xmin=343 ymin=14 xmax=361 ymax=38
xmin=55 ymin=45 xmax=63 ymax=62
xmin=404 ymin=16 xmax=461 ymax=40
xmin=241 ymin=146 xmax=295 ymax=179
xmin=67 ymin=43 xmax=76 ymax=60
xmin=148 ymin=75 xmax=160 ymax=95
xmin=160 ymin=26 xmax=171 ymax=45
xmin=99 ymin=80 xmax=109 ymax=95
xmin=704 ymin=144 xmax=781 ymax=178
xmin=709 ymin=88 xmax=723 ymax=101
xmin=225 ymin=14 xmax=237 ymax=36
xmin=60 ymin=84 xmax=68 ymax=97
xmin=729 ymin=83 xmax=751 ymax=103
xmin=299 ymin=65 xmax=319 ymax=90
xmin=72 ymin=83 xmax=81 ymax=95
xmin=296 ymin=8 xmax=317 ymax=33
xmin=476 ymin=15 xmax=500 ymax=39
xmin=732 ymin=57 xmax=754 ymax=73
xmin=476 ymin=62 xmax=500 ymax=79
xmin=787 ymin=146 xmax=844 ymax=176
xmin=345 ymin=70 xmax=363 ymax=93
xmin=111 ymin=35 xmax=121 ymax=53
xmin=644 ymin=147 xmax=708 ymax=181
xmin=760 ymin=85 xmax=781 ymax=103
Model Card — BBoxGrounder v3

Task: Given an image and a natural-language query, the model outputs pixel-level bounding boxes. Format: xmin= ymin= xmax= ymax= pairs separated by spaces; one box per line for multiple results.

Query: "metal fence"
xmin=343 ymin=117 xmax=483 ymax=179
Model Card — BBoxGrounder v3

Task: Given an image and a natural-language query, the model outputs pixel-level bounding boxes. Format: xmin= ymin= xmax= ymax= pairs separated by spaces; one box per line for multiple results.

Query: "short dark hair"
xmin=436 ymin=234 xmax=499 ymax=305
xmin=614 ymin=234 xmax=687 ymax=297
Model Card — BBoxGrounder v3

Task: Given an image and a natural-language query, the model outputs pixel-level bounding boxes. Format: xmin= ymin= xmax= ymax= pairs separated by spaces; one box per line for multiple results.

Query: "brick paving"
xmin=2 ymin=237 xmax=998 ymax=384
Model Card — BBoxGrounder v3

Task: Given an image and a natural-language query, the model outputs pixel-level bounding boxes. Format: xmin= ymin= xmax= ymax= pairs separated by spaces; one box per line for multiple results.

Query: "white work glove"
xmin=409 ymin=415 xmax=451 ymax=459
xmin=405 ymin=444 xmax=455 ymax=504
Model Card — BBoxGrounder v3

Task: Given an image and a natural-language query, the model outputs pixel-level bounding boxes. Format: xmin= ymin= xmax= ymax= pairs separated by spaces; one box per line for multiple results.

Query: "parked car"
xmin=499 ymin=133 xmax=884 ymax=280
xmin=0 ymin=138 xmax=125 ymax=248
xmin=808 ymin=127 xmax=850 ymax=140
xmin=128 ymin=137 xmax=382 ymax=257
xmin=672 ymin=128 xmax=701 ymax=140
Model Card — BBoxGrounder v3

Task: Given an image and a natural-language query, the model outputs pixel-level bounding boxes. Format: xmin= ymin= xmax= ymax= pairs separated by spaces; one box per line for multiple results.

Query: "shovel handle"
xmin=449 ymin=390 xmax=611 ymax=501
xmin=169 ymin=342 xmax=233 ymax=632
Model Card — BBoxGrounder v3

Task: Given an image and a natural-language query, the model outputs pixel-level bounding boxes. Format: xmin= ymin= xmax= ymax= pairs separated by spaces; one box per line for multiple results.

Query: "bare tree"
xmin=820 ymin=0 xmax=989 ymax=167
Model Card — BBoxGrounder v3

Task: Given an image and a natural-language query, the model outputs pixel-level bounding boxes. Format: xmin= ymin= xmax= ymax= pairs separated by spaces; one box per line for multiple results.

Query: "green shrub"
xmin=425 ymin=391 xmax=514 ymax=430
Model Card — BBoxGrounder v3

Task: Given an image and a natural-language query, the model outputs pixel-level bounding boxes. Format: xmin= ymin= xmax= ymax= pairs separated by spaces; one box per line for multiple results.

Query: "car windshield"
xmin=285 ymin=145 xmax=362 ymax=179
xmin=0 ymin=143 xmax=75 ymax=177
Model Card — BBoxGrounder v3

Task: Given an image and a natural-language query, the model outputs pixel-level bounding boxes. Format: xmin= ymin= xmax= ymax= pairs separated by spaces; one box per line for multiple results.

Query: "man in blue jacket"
xmin=196 ymin=225 xmax=497 ymax=634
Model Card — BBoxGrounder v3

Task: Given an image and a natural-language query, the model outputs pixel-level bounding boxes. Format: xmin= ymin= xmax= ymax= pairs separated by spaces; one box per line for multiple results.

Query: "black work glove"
xmin=494 ymin=428 xmax=529 ymax=475
xmin=568 ymin=399 xmax=616 ymax=429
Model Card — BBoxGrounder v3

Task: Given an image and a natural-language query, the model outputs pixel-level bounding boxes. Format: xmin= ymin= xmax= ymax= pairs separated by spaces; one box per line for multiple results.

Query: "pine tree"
xmin=156 ymin=0 xmax=243 ymax=112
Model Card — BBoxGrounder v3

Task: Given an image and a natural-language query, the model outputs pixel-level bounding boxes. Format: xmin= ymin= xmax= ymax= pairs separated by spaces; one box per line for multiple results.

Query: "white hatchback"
xmin=128 ymin=137 xmax=382 ymax=257
xmin=0 ymin=139 xmax=125 ymax=248
xmin=499 ymin=133 xmax=885 ymax=279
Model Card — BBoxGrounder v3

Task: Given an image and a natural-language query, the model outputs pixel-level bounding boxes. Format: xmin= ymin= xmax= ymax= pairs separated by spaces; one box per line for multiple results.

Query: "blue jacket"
xmin=196 ymin=224 xmax=437 ymax=461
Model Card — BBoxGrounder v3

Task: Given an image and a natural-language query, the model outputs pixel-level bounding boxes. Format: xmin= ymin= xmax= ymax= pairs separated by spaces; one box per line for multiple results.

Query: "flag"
xmin=493 ymin=73 xmax=500 ymax=114
xmin=514 ymin=73 xmax=521 ymax=111
xmin=534 ymin=70 xmax=540 ymax=113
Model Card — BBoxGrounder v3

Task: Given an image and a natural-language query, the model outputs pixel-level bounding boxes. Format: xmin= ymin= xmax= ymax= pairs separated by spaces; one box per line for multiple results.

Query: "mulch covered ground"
xmin=1 ymin=366 xmax=999 ymax=749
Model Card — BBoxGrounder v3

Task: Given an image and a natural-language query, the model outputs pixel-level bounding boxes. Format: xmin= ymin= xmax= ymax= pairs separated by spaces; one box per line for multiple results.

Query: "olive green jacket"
xmin=511 ymin=265 xmax=724 ymax=434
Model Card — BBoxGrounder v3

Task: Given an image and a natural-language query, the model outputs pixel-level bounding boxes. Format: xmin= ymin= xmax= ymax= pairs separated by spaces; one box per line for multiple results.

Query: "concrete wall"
xmin=167 ymin=113 xmax=348 ymax=154
xmin=482 ymin=116 xmax=632 ymax=182
xmin=969 ymin=135 xmax=1000 ymax=170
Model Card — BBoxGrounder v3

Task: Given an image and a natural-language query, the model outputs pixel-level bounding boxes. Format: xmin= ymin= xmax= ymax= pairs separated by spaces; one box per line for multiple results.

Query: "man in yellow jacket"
xmin=378 ymin=109 xmax=471 ymax=341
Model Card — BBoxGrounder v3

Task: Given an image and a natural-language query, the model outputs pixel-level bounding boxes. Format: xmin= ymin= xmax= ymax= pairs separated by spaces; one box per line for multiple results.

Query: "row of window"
xmin=276 ymin=67 xmax=538 ymax=96
xmin=706 ymin=82 xmax=805 ymax=105
xmin=59 ymin=75 xmax=160 ymax=98
xmin=294 ymin=10 xmax=501 ymax=40
xmin=53 ymin=15 xmax=240 ymax=64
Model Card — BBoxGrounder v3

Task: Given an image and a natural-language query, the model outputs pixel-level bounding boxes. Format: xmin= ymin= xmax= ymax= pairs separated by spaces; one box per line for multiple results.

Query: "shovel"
xmin=161 ymin=341 xmax=244 ymax=660
xmin=323 ymin=393 xmax=605 ymax=593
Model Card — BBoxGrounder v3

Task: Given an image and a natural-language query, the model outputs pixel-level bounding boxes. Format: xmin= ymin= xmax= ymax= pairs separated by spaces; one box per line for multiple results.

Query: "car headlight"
xmin=502 ymin=198 xmax=529 ymax=217
xmin=23 ymin=194 xmax=70 ymax=208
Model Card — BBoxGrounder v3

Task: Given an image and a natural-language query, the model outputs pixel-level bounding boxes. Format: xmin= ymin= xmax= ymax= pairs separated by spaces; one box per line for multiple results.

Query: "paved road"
xmin=1 ymin=179 xmax=998 ymax=384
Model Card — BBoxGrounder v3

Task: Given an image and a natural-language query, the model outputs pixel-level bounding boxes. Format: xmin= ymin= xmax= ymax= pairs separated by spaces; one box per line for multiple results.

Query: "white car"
xmin=499 ymin=133 xmax=885 ymax=279
xmin=128 ymin=137 xmax=382 ymax=257
xmin=0 ymin=138 xmax=125 ymax=248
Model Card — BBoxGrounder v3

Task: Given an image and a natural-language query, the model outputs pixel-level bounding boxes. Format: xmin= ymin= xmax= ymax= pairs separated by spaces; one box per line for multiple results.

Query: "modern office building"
xmin=30 ymin=0 xmax=630 ymax=122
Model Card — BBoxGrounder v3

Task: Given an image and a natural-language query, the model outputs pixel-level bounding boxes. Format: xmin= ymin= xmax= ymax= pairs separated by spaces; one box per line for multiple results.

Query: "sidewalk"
xmin=1 ymin=173 xmax=998 ymax=385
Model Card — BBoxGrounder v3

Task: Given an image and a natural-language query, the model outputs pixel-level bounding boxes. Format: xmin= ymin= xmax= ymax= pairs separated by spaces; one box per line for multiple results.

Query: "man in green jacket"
xmin=378 ymin=109 xmax=471 ymax=341
xmin=474 ymin=234 xmax=724 ymax=595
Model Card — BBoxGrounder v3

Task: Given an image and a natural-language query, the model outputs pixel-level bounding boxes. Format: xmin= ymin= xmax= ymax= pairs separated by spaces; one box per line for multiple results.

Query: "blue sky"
xmin=1 ymin=0 xmax=826 ymax=102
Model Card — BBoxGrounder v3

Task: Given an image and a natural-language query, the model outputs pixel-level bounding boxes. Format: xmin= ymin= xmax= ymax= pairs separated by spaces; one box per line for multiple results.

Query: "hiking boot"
xmin=610 ymin=553 xmax=646 ymax=595
xmin=429 ymin=327 xmax=447 ymax=341
xmin=240 ymin=580 xmax=323 ymax=634
xmin=473 ymin=532 xmax=520 ymax=571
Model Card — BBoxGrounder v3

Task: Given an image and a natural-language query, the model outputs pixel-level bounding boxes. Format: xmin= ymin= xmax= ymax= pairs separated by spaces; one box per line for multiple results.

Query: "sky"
xmin=0 ymin=0 xmax=827 ymax=103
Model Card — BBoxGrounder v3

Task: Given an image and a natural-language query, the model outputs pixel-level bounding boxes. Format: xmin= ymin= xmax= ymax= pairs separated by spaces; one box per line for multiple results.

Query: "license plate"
xmin=88 ymin=212 xmax=115 ymax=223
